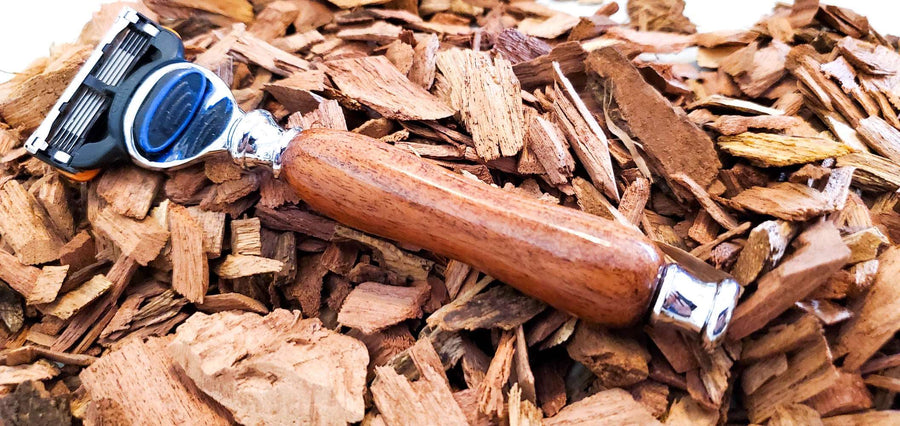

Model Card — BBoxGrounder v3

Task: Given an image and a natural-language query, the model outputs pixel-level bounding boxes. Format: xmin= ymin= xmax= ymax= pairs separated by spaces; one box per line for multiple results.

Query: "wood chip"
xmin=296 ymin=98 xmax=348 ymax=131
xmin=708 ymin=115 xmax=802 ymax=136
xmin=323 ymin=56 xmax=453 ymax=120
xmin=96 ymin=166 xmax=164 ymax=220
xmin=371 ymin=338 xmax=469 ymax=425
xmin=334 ymin=226 xmax=432 ymax=281
xmin=247 ymin=0 xmax=298 ymax=41
xmin=729 ymin=222 xmax=850 ymax=340
xmin=438 ymin=285 xmax=546 ymax=331
xmin=671 ymin=173 xmax=740 ymax=230
xmin=857 ymin=116 xmax=900 ymax=163
xmin=843 ymin=227 xmax=888 ymax=264
xmin=0 ymin=44 xmax=91 ymax=132
xmin=522 ymin=114 xmax=571 ymax=184
xmin=742 ymin=353 xmax=788 ymax=395
xmin=551 ymin=63 xmax=618 ymax=200
xmin=436 ymin=49 xmax=525 ymax=160
xmin=493 ymin=29 xmax=552 ymax=64
xmin=0 ymin=180 xmax=64 ymax=265
xmin=185 ymin=207 xmax=226 ymax=258
xmin=0 ymin=249 xmax=39 ymax=302
xmin=768 ymin=404 xmax=823 ymax=426
xmin=618 ymin=177 xmax=650 ymax=226
xmin=230 ymin=31 xmax=310 ymax=76
xmin=835 ymin=247 xmax=900 ymax=371
xmin=0 ymin=345 xmax=96 ymax=367
xmin=78 ymin=351 xmax=190 ymax=422
xmin=58 ymin=230 xmax=97 ymax=271
xmin=271 ymin=29 xmax=325 ymax=52
xmin=168 ymin=310 xmax=367 ymax=424
xmin=567 ymin=323 xmax=650 ymax=387
xmin=29 ymin=265 xmax=68 ymax=305
xmin=338 ymin=282 xmax=429 ymax=333
xmin=837 ymin=152 xmax=900 ymax=191
xmin=822 ymin=411 xmax=900 ymax=425
xmin=326 ymin=0 xmax=390 ymax=8
xmin=194 ymin=292 xmax=268 ymax=315
xmin=806 ymin=371 xmax=873 ymax=416
xmin=478 ymin=331 xmax=516 ymax=417
xmin=586 ymin=47 xmax=720 ymax=198
xmin=513 ymin=41 xmax=586 ymax=89
xmin=168 ymin=204 xmax=208 ymax=303
xmin=263 ymin=70 xmax=324 ymax=114
xmin=664 ymin=395 xmax=718 ymax=425
xmin=601 ymin=27 xmax=695 ymax=54
xmin=213 ymin=254 xmax=283 ymax=279
xmin=0 ymin=360 xmax=59 ymax=387
xmin=92 ymin=209 xmax=168 ymax=266
xmin=837 ymin=36 xmax=900 ymax=75
xmin=689 ymin=95 xmax=783 ymax=116
xmin=627 ymin=0 xmax=696 ymax=33
xmin=37 ymin=274 xmax=112 ymax=321
xmin=744 ymin=335 xmax=837 ymax=423
xmin=30 ymin=173 xmax=74 ymax=240
xmin=229 ymin=217 xmax=261 ymax=256
xmin=508 ymin=383 xmax=542 ymax=426
xmin=718 ymin=133 xmax=854 ymax=167
xmin=741 ymin=313 xmax=822 ymax=362
xmin=518 ymin=13 xmax=580 ymax=39
xmin=646 ymin=325 xmax=699 ymax=373
xmin=727 ymin=182 xmax=835 ymax=221
xmin=731 ymin=220 xmax=796 ymax=285
xmin=544 ymin=388 xmax=661 ymax=425
xmin=409 ymin=33 xmax=440 ymax=89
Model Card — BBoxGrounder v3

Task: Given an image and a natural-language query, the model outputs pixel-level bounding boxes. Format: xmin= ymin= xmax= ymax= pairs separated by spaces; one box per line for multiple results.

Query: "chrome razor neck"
xmin=227 ymin=110 xmax=300 ymax=177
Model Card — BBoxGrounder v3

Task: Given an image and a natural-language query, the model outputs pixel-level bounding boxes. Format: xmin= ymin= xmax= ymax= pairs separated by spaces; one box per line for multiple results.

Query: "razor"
xmin=26 ymin=9 xmax=296 ymax=181
xmin=26 ymin=8 xmax=739 ymax=347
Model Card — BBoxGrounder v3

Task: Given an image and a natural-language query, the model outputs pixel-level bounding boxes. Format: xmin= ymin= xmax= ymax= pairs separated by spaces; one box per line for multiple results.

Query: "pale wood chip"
xmin=168 ymin=204 xmax=209 ymax=303
xmin=168 ymin=310 xmax=368 ymax=424
xmin=323 ymin=56 xmax=453 ymax=121
xmin=545 ymin=388 xmax=661 ymax=425
xmin=436 ymin=49 xmax=525 ymax=160
xmin=213 ymin=254 xmax=283 ymax=279
xmin=337 ymin=282 xmax=429 ymax=334
xmin=37 ymin=275 xmax=112 ymax=321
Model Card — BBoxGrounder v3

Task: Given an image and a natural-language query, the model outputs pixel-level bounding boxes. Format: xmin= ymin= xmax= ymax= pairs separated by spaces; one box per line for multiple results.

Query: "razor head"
xmin=27 ymin=7 xmax=299 ymax=178
xmin=25 ymin=8 xmax=184 ymax=176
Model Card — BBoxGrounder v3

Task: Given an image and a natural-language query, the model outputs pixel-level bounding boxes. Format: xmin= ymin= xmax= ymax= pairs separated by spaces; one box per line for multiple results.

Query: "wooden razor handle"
xmin=281 ymin=128 xmax=665 ymax=327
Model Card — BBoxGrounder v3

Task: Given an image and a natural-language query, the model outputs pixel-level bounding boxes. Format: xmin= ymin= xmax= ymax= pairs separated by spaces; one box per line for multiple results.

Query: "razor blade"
xmin=26 ymin=8 xmax=297 ymax=180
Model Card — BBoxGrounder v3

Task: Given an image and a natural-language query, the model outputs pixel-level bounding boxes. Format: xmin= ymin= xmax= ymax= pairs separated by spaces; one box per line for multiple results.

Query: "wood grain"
xmin=282 ymin=128 xmax=664 ymax=327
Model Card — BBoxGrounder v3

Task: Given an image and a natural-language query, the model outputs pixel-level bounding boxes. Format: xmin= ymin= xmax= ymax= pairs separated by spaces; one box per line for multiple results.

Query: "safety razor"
xmin=25 ymin=8 xmax=739 ymax=348
xmin=26 ymin=9 xmax=296 ymax=181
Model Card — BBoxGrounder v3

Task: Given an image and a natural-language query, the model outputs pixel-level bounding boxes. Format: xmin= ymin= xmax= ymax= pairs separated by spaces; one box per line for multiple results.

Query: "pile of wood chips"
xmin=2 ymin=0 xmax=900 ymax=424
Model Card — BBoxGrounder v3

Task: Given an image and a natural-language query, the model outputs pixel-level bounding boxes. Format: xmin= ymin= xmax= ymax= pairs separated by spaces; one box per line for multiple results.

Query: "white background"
xmin=1 ymin=0 xmax=898 ymax=83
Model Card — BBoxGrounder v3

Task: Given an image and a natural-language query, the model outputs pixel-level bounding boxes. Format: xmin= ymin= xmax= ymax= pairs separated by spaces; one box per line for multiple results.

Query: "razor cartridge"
xmin=26 ymin=8 xmax=298 ymax=180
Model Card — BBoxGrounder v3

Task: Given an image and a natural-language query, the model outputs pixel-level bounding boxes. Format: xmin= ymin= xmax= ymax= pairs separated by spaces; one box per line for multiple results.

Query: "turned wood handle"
xmin=282 ymin=128 xmax=665 ymax=327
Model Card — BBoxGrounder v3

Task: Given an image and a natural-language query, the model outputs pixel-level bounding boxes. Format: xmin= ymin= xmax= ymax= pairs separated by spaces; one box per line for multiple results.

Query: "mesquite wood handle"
xmin=282 ymin=128 xmax=665 ymax=327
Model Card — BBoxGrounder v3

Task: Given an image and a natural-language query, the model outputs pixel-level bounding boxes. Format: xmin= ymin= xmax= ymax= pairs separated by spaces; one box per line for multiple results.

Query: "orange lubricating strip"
xmin=163 ymin=26 xmax=180 ymax=39
xmin=59 ymin=168 xmax=101 ymax=182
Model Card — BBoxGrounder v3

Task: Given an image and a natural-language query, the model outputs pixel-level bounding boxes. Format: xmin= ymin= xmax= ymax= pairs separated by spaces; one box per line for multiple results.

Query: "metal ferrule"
xmin=649 ymin=264 xmax=741 ymax=349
